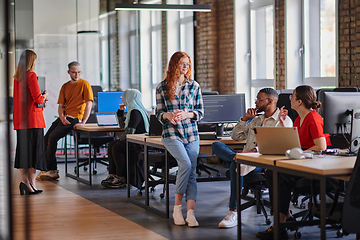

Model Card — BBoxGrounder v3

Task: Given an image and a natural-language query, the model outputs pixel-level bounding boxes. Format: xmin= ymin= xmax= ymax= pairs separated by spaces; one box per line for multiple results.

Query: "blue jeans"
xmin=162 ymin=138 xmax=200 ymax=201
xmin=211 ymin=141 xmax=262 ymax=209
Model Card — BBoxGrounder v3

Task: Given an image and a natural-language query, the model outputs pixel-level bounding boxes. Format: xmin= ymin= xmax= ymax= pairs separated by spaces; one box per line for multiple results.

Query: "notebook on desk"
xmin=254 ymin=127 xmax=301 ymax=155
xmin=95 ymin=112 xmax=119 ymax=127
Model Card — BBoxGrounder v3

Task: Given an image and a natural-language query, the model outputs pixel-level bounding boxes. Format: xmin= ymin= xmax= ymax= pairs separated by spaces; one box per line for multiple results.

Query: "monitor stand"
xmin=215 ymin=123 xmax=229 ymax=137
xmin=350 ymin=109 xmax=360 ymax=153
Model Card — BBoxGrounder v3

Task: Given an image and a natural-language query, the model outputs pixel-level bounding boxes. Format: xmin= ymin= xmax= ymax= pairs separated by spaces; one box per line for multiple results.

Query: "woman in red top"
xmin=13 ymin=50 xmax=48 ymax=195
xmin=257 ymin=85 xmax=329 ymax=240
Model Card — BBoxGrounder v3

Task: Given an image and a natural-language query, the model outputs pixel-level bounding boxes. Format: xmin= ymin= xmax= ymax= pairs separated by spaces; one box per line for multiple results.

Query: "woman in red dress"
xmin=13 ymin=49 xmax=48 ymax=195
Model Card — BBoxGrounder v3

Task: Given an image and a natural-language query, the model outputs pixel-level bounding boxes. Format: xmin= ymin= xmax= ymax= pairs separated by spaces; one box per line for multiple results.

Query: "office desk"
xmin=236 ymin=153 xmax=356 ymax=240
xmin=65 ymin=124 xmax=124 ymax=185
xmin=126 ymin=134 xmax=245 ymax=218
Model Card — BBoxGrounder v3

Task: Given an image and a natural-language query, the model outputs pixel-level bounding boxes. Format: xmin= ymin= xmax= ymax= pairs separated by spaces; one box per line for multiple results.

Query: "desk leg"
xmin=320 ymin=176 xmax=326 ymax=240
xmin=76 ymin=133 xmax=79 ymax=178
xmin=126 ymin=140 xmax=130 ymax=198
xmin=273 ymin=169 xmax=279 ymax=240
xmin=165 ymin=149 xmax=169 ymax=219
xmin=88 ymin=132 xmax=92 ymax=185
xmin=237 ymin=162 xmax=241 ymax=240
xmin=65 ymin=135 xmax=68 ymax=174
xmin=144 ymin=143 xmax=149 ymax=207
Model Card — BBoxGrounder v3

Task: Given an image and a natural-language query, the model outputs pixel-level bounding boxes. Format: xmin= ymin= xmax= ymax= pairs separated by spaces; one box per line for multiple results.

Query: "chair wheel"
xmin=266 ymin=219 xmax=271 ymax=225
xmin=84 ymin=166 xmax=88 ymax=171
xmin=150 ymin=187 xmax=155 ymax=193
xmin=138 ymin=191 xmax=143 ymax=197
xmin=294 ymin=231 xmax=301 ymax=239
xmin=93 ymin=170 xmax=97 ymax=174
xmin=300 ymin=203 xmax=306 ymax=209
xmin=336 ymin=229 xmax=344 ymax=238
xmin=216 ymin=173 xmax=221 ymax=177
xmin=160 ymin=193 xmax=164 ymax=199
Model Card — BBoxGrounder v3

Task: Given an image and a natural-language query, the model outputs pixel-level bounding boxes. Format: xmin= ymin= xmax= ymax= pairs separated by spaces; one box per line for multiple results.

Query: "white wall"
xmin=33 ymin=0 xmax=100 ymax=130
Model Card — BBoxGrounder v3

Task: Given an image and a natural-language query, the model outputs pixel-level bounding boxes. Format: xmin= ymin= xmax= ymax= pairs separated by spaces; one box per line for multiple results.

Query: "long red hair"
xmin=164 ymin=51 xmax=192 ymax=101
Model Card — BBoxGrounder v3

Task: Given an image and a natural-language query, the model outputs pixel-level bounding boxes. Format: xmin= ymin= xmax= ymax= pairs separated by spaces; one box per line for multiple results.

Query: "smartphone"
xmin=37 ymin=90 xmax=46 ymax=108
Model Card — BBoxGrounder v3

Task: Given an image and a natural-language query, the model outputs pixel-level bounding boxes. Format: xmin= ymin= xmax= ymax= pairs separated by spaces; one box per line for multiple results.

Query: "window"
xmin=250 ymin=0 xmax=274 ymax=106
xmin=303 ymin=0 xmax=336 ymax=86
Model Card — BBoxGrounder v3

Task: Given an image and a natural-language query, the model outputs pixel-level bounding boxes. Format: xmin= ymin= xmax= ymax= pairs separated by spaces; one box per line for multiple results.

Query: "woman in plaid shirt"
xmin=156 ymin=51 xmax=204 ymax=227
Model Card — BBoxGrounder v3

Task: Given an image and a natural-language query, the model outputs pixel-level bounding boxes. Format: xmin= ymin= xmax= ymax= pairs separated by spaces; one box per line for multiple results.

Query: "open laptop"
xmin=146 ymin=115 xmax=162 ymax=136
xmin=254 ymin=127 xmax=301 ymax=155
xmin=95 ymin=112 xmax=119 ymax=127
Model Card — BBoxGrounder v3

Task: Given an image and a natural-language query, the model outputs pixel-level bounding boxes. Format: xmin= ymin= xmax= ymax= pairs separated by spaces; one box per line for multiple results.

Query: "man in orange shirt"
xmin=36 ymin=61 xmax=94 ymax=180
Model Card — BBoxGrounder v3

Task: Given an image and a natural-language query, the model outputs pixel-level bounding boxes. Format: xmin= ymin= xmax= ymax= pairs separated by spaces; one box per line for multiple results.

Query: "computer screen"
xmin=323 ymin=92 xmax=360 ymax=152
xmin=97 ymin=91 xmax=127 ymax=113
xmin=200 ymin=94 xmax=246 ymax=124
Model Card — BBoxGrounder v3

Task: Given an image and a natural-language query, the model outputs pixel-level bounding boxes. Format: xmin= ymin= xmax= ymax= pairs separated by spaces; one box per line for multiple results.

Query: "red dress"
xmin=13 ymin=71 xmax=46 ymax=130
xmin=293 ymin=110 xmax=330 ymax=149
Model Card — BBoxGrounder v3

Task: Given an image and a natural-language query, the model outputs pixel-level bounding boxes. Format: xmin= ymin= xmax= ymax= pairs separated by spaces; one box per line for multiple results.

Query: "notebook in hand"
xmin=254 ymin=127 xmax=301 ymax=155
xmin=95 ymin=112 xmax=119 ymax=127
xmin=146 ymin=115 xmax=162 ymax=136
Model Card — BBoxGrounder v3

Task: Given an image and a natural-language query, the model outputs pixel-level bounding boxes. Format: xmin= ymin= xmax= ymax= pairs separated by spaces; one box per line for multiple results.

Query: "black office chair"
xmin=138 ymin=150 xmax=177 ymax=198
xmin=241 ymin=170 xmax=272 ymax=225
xmin=342 ymin=150 xmax=360 ymax=238
xmin=196 ymin=153 xmax=221 ymax=177
xmin=74 ymin=86 xmax=115 ymax=174
xmin=277 ymin=93 xmax=298 ymax=122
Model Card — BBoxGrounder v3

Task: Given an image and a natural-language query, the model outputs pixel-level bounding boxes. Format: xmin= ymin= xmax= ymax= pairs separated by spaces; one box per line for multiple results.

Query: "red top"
xmin=294 ymin=110 xmax=331 ymax=149
xmin=13 ymin=71 xmax=46 ymax=130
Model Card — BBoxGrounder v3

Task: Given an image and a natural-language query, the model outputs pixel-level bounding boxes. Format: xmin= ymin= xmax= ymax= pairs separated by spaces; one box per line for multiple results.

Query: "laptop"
xmin=254 ymin=127 xmax=301 ymax=155
xmin=146 ymin=115 xmax=163 ymax=136
xmin=95 ymin=112 xmax=119 ymax=127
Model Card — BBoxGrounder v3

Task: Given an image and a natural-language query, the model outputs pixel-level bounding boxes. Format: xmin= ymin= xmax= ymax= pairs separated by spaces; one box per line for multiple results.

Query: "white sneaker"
xmin=218 ymin=210 xmax=238 ymax=228
xmin=173 ymin=205 xmax=186 ymax=225
xmin=185 ymin=209 xmax=199 ymax=227
xmin=37 ymin=170 xmax=59 ymax=181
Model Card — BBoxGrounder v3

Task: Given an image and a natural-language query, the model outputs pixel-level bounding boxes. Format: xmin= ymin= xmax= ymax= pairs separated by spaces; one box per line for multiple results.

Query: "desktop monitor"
xmin=199 ymin=94 xmax=246 ymax=136
xmin=97 ymin=91 xmax=127 ymax=113
xmin=322 ymin=92 xmax=360 ymax=152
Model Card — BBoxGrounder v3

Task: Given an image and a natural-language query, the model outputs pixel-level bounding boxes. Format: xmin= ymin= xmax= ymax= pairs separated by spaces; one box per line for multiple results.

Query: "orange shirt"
xmin=57 ymin=79 xmax=93 ymax=121
xmin=13 ymin=71 xmax=46 ymax=130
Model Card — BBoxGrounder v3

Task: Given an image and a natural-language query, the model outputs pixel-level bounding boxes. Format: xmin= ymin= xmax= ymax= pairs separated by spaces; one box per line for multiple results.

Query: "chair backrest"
xmin=276 ymin=93 xmax=298 ymax=123
xmin=342 ymin=151 xmax=360 ymax=234
xmin=333 ymin=87 xmax=359 ymax=92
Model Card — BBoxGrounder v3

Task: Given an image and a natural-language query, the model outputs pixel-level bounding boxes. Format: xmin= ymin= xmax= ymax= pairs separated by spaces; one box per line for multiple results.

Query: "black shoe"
xmin=101 ymin=175 xmax=115 ymax=188
xmin=30 ymin=183 xmax=43 ymax=193
xmin=107 ymin=178 xmax=126 ymax=189
xmin=256 ymin=226 xmax=289 ymax=240
xmin=19 ymin=182 xmax=40 ymax=195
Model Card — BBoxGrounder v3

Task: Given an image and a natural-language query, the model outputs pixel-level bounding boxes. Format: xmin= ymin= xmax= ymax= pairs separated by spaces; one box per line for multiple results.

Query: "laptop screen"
xmin=96 ymin=112 xmax=119 ymax=127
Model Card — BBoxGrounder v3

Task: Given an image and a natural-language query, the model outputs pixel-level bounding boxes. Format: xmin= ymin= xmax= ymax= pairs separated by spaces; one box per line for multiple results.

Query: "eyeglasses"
xmin=69 ymin=71 xmax=82 ymax=75
xmin=255 ymin=98 xmax=270 ymax=103
xmin=180 ymin=62 xmax=191 ymax=67
xmin=289 ymin=95 xmax=293 ymax=100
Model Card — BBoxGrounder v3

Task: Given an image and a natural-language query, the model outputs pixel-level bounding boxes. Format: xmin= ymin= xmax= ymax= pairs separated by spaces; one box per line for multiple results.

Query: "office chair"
xmin=74 ymin=85 xmax=115 ymax=174
xmin=138 ymin=150 xmax=178 ymax=198
xmin=342 ymin=150 xmax=360 ymax=238
xmin=277 ymin=93 xmax=298 ymax=122
xmin=196 ymin=153 xmax=221 ymax=177
xmin=241 ymin=170 xmax=272 ymax=225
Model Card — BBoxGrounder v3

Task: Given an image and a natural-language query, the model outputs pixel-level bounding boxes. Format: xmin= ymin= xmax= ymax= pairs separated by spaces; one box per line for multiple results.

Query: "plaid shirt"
xmin=156 ymin=78 xmax=204 ymax=144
